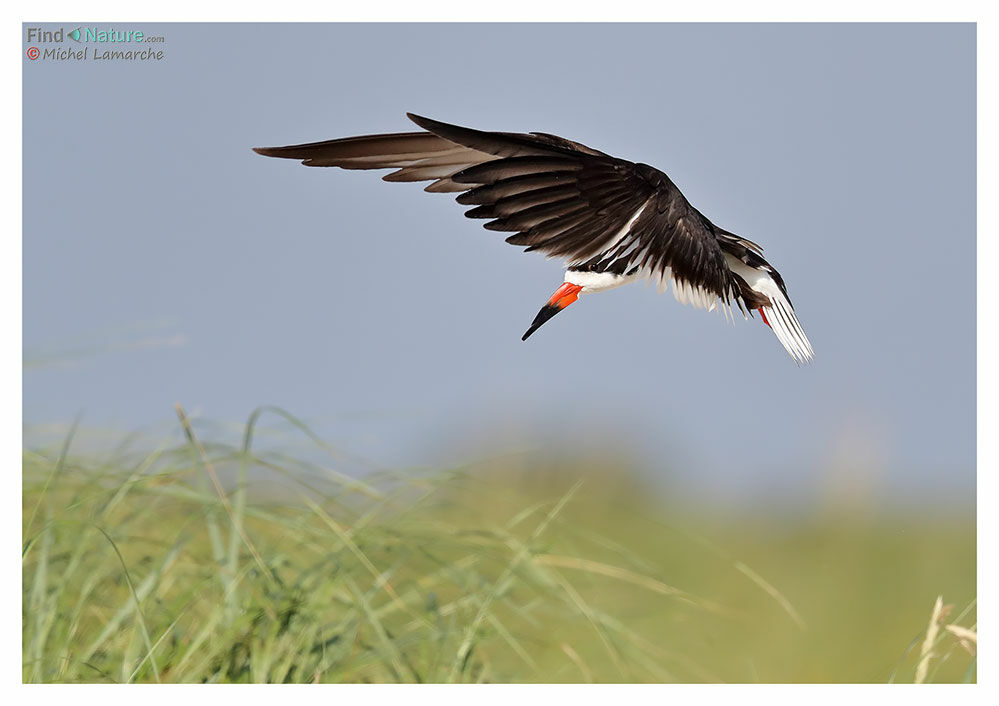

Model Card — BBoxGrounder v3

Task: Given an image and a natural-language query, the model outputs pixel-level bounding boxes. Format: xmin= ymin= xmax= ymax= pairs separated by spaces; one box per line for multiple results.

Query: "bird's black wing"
xmin=255 ymin=113 xmax=740 ymax=304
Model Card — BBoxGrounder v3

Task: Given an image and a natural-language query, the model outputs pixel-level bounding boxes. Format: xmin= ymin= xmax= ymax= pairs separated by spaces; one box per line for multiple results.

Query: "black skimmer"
xmin=254 ymin=114 xmax=814 ymax=364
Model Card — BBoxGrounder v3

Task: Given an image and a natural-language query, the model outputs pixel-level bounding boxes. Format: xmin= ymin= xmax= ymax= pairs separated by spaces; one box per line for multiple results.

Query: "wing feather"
xmin=456 ymin=173 xmax=579 ymax=205
xmin=451 ymin=157 xmax=583 ymax=185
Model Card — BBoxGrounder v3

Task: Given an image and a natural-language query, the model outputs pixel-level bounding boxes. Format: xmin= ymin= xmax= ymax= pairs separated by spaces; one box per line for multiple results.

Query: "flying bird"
xmin=254 ymin=114 xmax=814 ymax=364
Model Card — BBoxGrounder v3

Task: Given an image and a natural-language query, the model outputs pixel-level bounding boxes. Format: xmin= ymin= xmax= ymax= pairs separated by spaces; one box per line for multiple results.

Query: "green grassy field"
xmin=22 ymin=409 xmax=976 ymax=683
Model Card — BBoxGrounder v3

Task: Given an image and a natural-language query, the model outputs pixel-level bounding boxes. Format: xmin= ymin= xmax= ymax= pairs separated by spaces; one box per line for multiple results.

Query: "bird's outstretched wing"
xmin=254 ymin=113 xmax=741 ymax=307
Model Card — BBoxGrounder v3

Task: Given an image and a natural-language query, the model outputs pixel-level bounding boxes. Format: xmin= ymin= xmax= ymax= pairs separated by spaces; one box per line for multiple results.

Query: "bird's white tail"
xmin=761 ymin=288 xmax=813 ymax=365
xmin=723 ymin=252 xmax=813 ymax=365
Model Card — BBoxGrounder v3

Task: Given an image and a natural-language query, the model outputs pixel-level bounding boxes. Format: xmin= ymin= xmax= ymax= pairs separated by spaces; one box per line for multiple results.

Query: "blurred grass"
xmin=22 ymin=407 xmax=975 ymax=683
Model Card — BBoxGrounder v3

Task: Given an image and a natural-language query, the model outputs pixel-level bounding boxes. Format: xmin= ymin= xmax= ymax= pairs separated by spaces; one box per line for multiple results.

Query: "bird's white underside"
xmin=561 ymin=246 xmax=814 ymax=363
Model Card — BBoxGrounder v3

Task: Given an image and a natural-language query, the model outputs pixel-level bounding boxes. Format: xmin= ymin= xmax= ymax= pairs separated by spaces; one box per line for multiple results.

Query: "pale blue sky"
xmin=22 ymin=23 xmax=975 ymax=506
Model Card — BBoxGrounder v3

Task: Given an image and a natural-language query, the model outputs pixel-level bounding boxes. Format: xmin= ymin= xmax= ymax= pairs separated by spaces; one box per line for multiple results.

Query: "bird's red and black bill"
xmin=522 ymin=282 xmax=582 ymax=341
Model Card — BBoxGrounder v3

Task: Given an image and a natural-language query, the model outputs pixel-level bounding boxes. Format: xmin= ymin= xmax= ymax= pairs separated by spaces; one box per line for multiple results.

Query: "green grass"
xmin=22 ymin=408 xmax=976 ymax=683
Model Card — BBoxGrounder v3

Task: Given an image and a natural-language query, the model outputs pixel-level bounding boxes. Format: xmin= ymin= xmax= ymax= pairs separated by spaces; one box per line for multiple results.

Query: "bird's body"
xmin=254 ymin=114 xmax=814 ymax=363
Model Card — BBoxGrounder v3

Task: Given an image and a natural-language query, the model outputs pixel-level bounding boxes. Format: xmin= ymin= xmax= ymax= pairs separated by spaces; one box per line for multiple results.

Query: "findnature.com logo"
xmin=25 ymin=25 xmax=166 ymax=62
